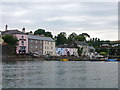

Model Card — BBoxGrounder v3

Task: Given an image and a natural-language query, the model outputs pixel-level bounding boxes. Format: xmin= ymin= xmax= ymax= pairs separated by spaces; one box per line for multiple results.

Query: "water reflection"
xmin=2 ymin=61 xmax=118 ymax=88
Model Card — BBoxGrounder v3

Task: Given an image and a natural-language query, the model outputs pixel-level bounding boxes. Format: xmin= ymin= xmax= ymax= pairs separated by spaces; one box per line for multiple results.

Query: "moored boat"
xmin=105 ymin=59 xmax=117 ymax=62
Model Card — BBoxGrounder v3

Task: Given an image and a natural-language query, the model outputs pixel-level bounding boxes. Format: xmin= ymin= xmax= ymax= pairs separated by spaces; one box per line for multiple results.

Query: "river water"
xmin=2 ymin=61 xmax=118 ymax=88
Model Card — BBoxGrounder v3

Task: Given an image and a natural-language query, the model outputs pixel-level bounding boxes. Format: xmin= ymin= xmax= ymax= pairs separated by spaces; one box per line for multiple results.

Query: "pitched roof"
xmin=1 ymin=30 xmax=25 ymax=35
xmin=88 ymin=46 xmax=95 ymax=50
xmin=28 ymin=35 xmax=54 ymax=42
xmin=56 ymin=44 xmax=76 ymax=48
xmin=75 ymin=41 xmax=88 ymax=45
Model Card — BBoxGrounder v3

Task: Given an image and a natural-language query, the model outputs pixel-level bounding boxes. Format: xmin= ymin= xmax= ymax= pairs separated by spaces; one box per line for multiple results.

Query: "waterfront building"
xmin=75 ymin=41 xmax=95 ymax=57
xmin=56 ymin=44 xmax=78 ymax=56
xmin=28 ymin=35 xmax=55 ymax=56
xmin=1 ymin=25 xmax=28 ymax=54
xmin=0 ymin=31 xmax=4 ymax=45
xmin=99 ymin=41 xmax=120 ymax=55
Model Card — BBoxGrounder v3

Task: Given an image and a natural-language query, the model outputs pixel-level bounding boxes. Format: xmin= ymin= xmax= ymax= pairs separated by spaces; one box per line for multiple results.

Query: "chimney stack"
xmin=5 ymin=25 xmax=8 ymax=31
xmin=22 ymin=28 xmax=25 ymax=33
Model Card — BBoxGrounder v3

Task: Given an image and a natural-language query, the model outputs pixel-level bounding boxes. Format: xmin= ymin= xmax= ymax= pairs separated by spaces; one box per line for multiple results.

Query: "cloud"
xmin=12 ymin=10 xmax=28 ymax=17
xmin=45 ymin=16 xmax=88 ymax=22
xmin=20 ymin=20 xmax=34 ymax=24
xmin=1 ymin=2 xmax=118 ymax=40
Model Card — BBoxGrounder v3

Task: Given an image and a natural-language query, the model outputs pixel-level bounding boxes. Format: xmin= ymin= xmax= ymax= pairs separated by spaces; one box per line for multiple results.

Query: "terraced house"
xmin=28 ymin=35 xmax=55 ymax=56
xmin=1 ymin=25 xmax=28 ymax=54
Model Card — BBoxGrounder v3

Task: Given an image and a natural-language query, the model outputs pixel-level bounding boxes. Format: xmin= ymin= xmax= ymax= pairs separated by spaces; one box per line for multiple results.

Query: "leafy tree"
xmin=44 ymin=31 xmax=53 ymax=38
xmin=34 ymin=29 xmax=53 ymax=38
xmin=56 ymin=32 xmax=67 ymax=45
xmin=68 ymin=32 xmax=77 ymax=44
xmin=75 ymin=35 xmax=86 ymax=41
xmin=81 ymin=33 xmax=90 ymax=39
xmin=2 ymin=35 xmax=18 ymax=46
xmin=34 ymin=29 xmax=45 ymax=35
xmin=77 ymin=47 xmax=83 ymax=56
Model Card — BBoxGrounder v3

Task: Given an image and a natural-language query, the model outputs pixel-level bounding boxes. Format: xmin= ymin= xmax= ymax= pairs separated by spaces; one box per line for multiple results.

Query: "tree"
xmin=34 ymin=29 xmax=45 ymax=35
xmin=78 ymin=47 xmax=83 ymax=56
xmin=56 ymin=32 xmax=67 ymax=45
xmin=34 ymin=29 xmax=53 ymax=38
xmin=2 ymin=35 xmax=18 ymax=46
xmin=68 ymin=32 xmax=77 ymax=44
xmin=44 ymin=31 xmax=53 ymax=38
xmin=81 ymin=33 xmax=90 ymax=39
xmin=75 ymin=35 xmax=86 ymax=41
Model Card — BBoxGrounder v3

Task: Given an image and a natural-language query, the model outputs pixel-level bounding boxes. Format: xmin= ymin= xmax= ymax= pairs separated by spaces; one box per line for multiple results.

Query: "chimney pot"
xmin=22 ymin=28 xmax=25 ymax=33
xmin=5 ymin=25 xmax=8 ymax=31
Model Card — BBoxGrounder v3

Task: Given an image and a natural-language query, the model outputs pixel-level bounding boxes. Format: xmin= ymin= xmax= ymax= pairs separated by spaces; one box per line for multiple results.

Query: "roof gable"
xmin=28 ymin=35 xmax=54 ymax=42
xmin=2 ymin=30 xmax=25 ymax=35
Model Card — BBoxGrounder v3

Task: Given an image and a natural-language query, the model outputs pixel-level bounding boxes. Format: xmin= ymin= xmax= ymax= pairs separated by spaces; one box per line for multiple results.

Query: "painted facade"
xmin=14 ymin=34 xmax=28 ymax=54
xmin=56 ymin=47 xmax=78 ymax=56
xmin=43 ymin=40 xmax=55 ymax=56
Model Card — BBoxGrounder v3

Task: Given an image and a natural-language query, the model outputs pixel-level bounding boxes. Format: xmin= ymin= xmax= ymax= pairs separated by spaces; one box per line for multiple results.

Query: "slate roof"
xmin=28 ymin=35 xmax=54 ymax=42
xmin=88 ymin=46 xmax=95 ymax=50
xmin=56 ymin=44 xmax=76 ymax=48
xmin=75 ymin=41 xmax=88 ymax=46
xmin=1 ymin=30 xmax=25 ymax=35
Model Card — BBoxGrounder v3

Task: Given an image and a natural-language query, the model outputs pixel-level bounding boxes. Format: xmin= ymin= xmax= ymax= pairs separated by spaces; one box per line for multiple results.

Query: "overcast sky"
xmin=0 ymin=2 xmax=118 ymax=41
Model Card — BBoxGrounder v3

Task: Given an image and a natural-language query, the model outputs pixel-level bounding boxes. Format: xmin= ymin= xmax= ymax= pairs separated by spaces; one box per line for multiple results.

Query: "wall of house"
xmin=14 ymin=34 xmax=28 ymax=54
xmin=28 ymin=39 xmax=43 ymax=54
xmin=56 ymin=48 xmax=78 ymax=56
xmin=43 ymin=40 xmax=55 ymax=56
xmin=78 ymin=45 xmax=95 ymax=56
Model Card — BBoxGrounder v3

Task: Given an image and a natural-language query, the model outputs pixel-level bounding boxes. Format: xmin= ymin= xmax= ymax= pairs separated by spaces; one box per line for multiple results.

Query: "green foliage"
xmin=77 ymin=47 xmax=83 ymax=56
xmin=68 ymin=32 xmax=77 ymax=44
xmin=56 ymin=32 xmax=67 ymax=45
xmin=2 ymin=35 xmax=18 ymax=46
xmin=75 ymin=35 xmax=86 ymax=41
xmin=81 ymin=33 xmax=90 ymax=38
xmin=44 ymin=31 xmax=53 ymax=38
xmin=34 ymin=29 xmax=53 ymax=38
xmin=100 ymin=52 xmax=108 ymax=55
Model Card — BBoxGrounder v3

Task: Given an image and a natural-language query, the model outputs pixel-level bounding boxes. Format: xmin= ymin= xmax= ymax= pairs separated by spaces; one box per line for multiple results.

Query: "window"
xmin=40 ymin=41 xmax=42 ymax=44
xmin=51 ymin=47 xmax=53 ymax=49
xmin=36 ymin=46 xmax=37 ymax=48
xmin=40 ymin=46 xmax=42 ymax=49
xmin=31 ymin=40 xmax=33 ymax=43
xmin=21 ymin=41 xmax=24 ymax=45
xmin=21 ymin=36 xmax=24 ymax=38
xmin=45 ymin=41 xmax=47 ymax=44
xmin=36 ymin=41 xmax=37 ymax=43
xmin=51 ymin=51 xmax=53 ymax=54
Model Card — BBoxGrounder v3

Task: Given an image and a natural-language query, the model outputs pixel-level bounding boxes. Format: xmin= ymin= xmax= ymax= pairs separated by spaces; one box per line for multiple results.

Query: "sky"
xmin=0 ymin=1 xmax=118 ymax=41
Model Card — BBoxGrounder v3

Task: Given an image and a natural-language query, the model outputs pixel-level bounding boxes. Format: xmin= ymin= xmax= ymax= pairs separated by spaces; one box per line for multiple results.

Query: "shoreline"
xmin=2 ymin=55 xmax=120 ymax=61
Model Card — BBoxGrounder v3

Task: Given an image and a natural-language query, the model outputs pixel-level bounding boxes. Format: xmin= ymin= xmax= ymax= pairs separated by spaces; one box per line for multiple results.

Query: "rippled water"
xmin=2 ymin=61 xmax=118 ymax=88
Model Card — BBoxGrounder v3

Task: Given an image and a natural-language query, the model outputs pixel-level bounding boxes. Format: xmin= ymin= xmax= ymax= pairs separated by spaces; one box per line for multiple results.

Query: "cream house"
xmin=43 ymin=39 xmax=55 ymax=56
xmin=76 ymin=41 xmax=95 ymax=57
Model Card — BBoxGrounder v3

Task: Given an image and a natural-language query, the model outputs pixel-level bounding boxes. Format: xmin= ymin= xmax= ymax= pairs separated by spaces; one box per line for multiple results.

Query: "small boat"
xmin=105 ymin=59 xmax=117 ymax=62
xmin=61 ymin=59 xmax=69 ymax=61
